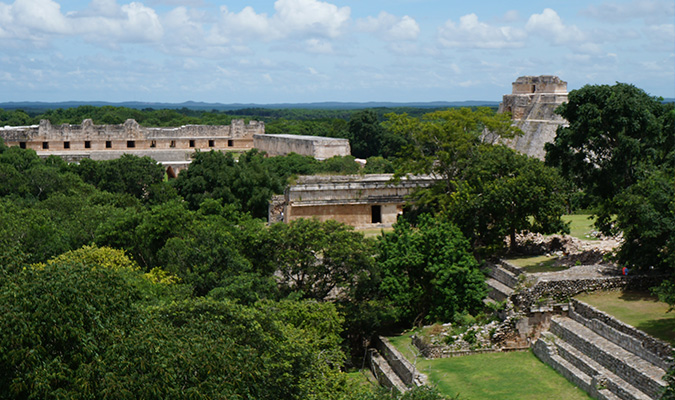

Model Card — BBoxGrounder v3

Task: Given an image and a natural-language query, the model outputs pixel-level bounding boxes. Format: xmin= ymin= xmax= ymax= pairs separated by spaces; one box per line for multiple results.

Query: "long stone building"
xmin=270 ymin=174 xmax=436 ymax=229
xmin=496 ymin=75 xmax=569 ymax=160
xmin=0 ymin=118 xmax=351 ymax=175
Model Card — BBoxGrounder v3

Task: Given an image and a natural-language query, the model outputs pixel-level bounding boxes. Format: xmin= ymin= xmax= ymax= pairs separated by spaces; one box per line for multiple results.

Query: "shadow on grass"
xmin=635 ymin=318 xmax=675 ymax=346
xmin=618 ymin=290 xmax=662 ymax=302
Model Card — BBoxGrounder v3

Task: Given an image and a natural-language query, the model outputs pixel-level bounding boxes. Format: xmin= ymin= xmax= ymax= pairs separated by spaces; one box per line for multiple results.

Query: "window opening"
xmin=42 ymin=142 xmax=49 ymax=149
xmin=208 ymin=140 xmax=214 ymax=147
xmin=189 ymin=140 xmax=195 ymax=148
xmin=127 ymin=140 xmax=135 ymax=148
xmin=106 ymin=141 xmax=112 ymax=148
xmin=19 ymin=142 xmax=26 ymax=149
xmin=228 ymin=139 xmax=234 ymax=147
xmin=170 ymin=140 xmax=176 ymax=148
xmin=84 ymin=141 xmax=91 ymax=149
xmin=150 ymin=140 xmax=156 ymax=148
xmin=63 ymin=141 xmax=70 ymax=149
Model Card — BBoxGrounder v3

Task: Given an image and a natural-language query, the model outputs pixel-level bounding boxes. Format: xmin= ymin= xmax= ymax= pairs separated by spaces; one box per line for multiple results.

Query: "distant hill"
xmin=0 ymin=100 xmax=501 ymax=112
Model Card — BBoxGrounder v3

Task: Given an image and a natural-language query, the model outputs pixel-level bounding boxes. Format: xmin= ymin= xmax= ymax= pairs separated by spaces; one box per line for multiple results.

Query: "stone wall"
xmin=0 ymin=118 xmax=263 ymax=153
xmin=570 ymin=299 xmax=673 ymax=369
xmin=373 ymin=336 xmax=428 ymax=388
xmin=253 ymin=133 xmax=350 ymax=159
xmin=511 ymin=274 xmax=665 ymax=310
xmin=280 ymin=174 xmax=436 ymax=228
xmin=493 ymin=75 xmax=569 ymax=160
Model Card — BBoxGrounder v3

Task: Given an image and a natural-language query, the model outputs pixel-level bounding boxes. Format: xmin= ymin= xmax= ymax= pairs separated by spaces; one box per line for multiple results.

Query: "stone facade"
xmin=495 ymin=75 xmax=569 ymax=160
xmin=275 ymin=174 xmax=436 ymax=229
xmin=253 ymin=133 xmax=350 ymax=159
xmin=0 ymin=118 xmax=265 ymax=175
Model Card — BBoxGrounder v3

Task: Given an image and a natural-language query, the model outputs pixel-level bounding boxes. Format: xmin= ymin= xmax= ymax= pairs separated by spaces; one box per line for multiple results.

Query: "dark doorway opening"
xmin=371 ymin=205 xmax=382 ymax=224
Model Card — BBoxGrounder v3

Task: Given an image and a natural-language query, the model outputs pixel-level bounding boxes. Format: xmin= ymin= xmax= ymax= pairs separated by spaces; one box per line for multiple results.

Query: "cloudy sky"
xmin=1 ymin=0 xmax=673 ymax=103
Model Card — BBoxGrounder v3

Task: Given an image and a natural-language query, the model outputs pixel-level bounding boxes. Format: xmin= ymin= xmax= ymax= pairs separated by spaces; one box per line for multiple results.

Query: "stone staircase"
xmin=533 ymin=302 xmax=670 ymax=400
xmin=368 ymin=336 xmax=428 ymax=393
xmin=484 ymin=261 xmax=520 ymax=303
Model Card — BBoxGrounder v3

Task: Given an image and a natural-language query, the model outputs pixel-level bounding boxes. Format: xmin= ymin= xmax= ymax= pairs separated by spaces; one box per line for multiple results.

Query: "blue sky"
xmin=0 ymin=0 xmax=673 ymax=103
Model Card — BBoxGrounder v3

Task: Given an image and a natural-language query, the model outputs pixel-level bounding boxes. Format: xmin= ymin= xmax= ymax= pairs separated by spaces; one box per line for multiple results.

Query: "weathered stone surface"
xmin=491 ymin=75 xmax=569 ymax=160
xmin=253 ymin=133 xmax=350 ymax=159
xmin=277 ymin=174 xmax=436 ymax=228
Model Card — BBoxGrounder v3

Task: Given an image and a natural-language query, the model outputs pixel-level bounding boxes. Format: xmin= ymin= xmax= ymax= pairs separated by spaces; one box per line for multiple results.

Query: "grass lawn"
xmin=506 ymin=254 xmax=567 ymax=273
xmin=418 ymin=351 xmax=592 ymax=400
xmin=387 ymin=333 xmax=591 ymax=400
xmin=358 ymin=226 xmax=394 ymax=238
xmin=562 ymin=214 xmax=598 ymax=241
xmin=575 ymin=290 xmax=675 ymax=345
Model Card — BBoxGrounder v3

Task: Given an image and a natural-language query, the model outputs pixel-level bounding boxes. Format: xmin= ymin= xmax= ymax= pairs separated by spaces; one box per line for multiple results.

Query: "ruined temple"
xmin=0 ymin=118 xmax=351 ymax=175
xmin=0 ymin=118 xmax=263 ymax=175
xmin=270 ymin=174 xmax=436 ymax=229
xmin=496 ymin=75 xmax=569 ymax=160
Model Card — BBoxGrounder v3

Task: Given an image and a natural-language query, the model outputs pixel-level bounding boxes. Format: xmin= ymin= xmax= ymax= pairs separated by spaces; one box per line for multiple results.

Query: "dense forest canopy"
xmin=0 ymin=91 xmax=673 ymax=397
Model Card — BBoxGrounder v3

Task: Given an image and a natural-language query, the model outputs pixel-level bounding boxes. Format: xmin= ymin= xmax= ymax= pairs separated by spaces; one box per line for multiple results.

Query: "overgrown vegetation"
xmin=0 ymin=87 xmax=673 ymax=397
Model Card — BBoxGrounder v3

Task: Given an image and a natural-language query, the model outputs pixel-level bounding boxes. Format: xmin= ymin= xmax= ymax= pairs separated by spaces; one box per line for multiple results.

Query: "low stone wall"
xmin=511 ymin=275 xmax=665 ymax=310
xmin=374 ymin=336 xmax=426 ymax=387
xmin=550 ymin=316 xmax=665 ymax=398
xmin=532 ymin=337 xmax=615 ymax=400
xmin=253 ymin=133 xmax=350 ymax=159
xmin=412 ymin=335 xmax=528 ymax=359
xmin=368 ymin=349 xmax=406 ymax=392
xmin=571 ymin=299 xmax=673 ymax=370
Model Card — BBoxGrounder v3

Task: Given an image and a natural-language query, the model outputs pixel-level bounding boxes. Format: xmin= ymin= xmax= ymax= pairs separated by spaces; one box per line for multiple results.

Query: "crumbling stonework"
xmin=495 ymin=75 xmax=569 ymax=160
xmin=276 ymin=174 xmax=436 ymax=229
xmin=253 ymin=133 xmax=350 ymax=159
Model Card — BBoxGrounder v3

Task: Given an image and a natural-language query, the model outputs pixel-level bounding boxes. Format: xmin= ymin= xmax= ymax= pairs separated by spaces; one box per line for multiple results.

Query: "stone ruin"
xmin=491 ymin=75 xmax=569 ymax=160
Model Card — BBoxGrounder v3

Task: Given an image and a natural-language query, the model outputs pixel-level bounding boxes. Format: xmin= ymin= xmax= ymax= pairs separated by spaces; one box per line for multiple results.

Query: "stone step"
xmin=486 ymin=277 xmax=514 ymax=302
xmin=485 ymin=263 xmax=519 ymax=288
xmin=550 ymin=316 xmax=666 ymax=399
xmin=553 ymin=335 xmax=653 ymax=400
xmin=369 ymin=349 xmax=408 ymax=393
xmin=569 ymin=307 xmax=672 ymax=371
xmin=533 ymin=336 xmax=621 ymax=400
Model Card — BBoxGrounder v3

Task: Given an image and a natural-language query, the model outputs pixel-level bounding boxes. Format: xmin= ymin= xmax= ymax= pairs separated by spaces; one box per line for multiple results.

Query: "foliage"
xmin=545 ymin=83 xmax=674 ymax=204
xmin=71 ymin=154 xmax=165 ymax=200
xmin=259 ymin=218 xmax=377 ymax=300
xmin=387 ymin=108 xmax=568 ymax=251
xmin=0 ymin=262 xmax=140 ymax=399
xmin=545 ymin=83 xmax=675 ymax=282
xmin=377 ymin=214 xmax=487 ymax=325
xmin=349 ymin=110 xmax=385 ymax=158
xmin=613 ymin=170 xmax=674 ymax=272
xmin=0 ymin=254 xmax=359 ymax=399
xmin=173 ymin=149 xmax=282 ymax=218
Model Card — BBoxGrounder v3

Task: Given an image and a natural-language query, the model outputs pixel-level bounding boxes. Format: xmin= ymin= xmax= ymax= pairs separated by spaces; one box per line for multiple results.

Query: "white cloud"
xmin=217 ymin=5 xmax=276 ymax=40
xmin=642 ymin=24 xmax=675 ymax=50
xmin=273 ymin=0 xmax=350 ymax=38
xmin=582 ymin=0 xmax=675 ymax=24
xmin=305 ymin=38 xmax=333 ymax=54
xmin=438 ymin=13 xmax=526 ymax=49
xmin=525 ymin=8 xmax=585 ymax=45
xmin=12 ymin=0 xmax=70 ymax=34
xmin=357 ymin=11 xmax=419 ymax=41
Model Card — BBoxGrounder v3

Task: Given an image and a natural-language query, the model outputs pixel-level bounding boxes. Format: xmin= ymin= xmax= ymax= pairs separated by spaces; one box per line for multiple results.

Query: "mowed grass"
xmin=387 ymin=334 xmax=591 ymax=400
xmin=418 ymin=352 xmax=591 ymax=400
xmin=562 ymin=214 xmax=598 ymax=241
xmin=506 ymin=254 xmax=566 ymax=273
xmin=575 ymin=290 xmax=675 ymax=345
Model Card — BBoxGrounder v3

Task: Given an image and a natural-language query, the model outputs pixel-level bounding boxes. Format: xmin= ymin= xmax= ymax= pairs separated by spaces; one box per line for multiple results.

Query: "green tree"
xmin=378 ymin=215 xmax=487 ymax=325
xmin=349 ymin=110 xmax=385 ymax=158
xmin=387 ymin=108 xmax=567 ymax=251
xmin=546 ymin=83 xmax=674 ymax=203
xmin=0 ymin=262 xmax=140 ymax=399
xmin=260 ymin=218 xmax=377 ymax=300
